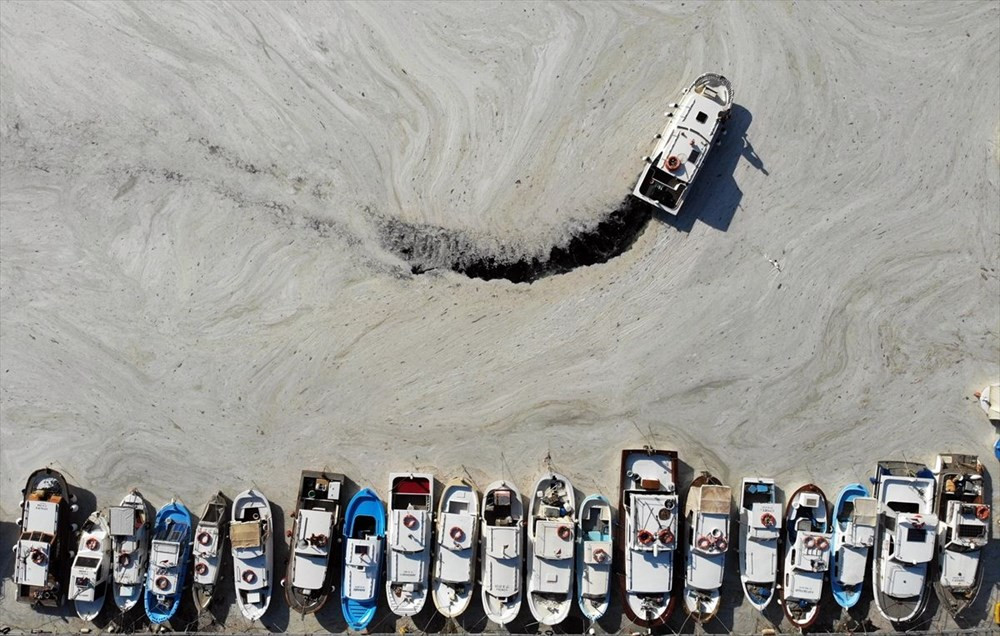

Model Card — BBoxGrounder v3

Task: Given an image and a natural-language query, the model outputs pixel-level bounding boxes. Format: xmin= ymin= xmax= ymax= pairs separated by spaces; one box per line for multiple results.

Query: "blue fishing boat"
xmin=830 ymin=484 xmax=876 ymax=609
xmin=144 ymin=500 xmax=192 ymax=624
xmin=341 ymin=488 xmax=385 ymax=631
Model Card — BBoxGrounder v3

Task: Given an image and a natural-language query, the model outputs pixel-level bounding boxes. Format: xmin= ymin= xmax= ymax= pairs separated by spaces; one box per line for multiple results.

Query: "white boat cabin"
xmin=291 ymin=508 xmax=334 ymax=591
xmin=836 ymin=497 xmax=877 ymax=587
xmin=344 ymin=534 xmax=382 ymax=601
xmin=686 ymin=485 xmax=731 ymax=591
xmin=939 ymin=502 xmax=989 ymax=589
xmin=483 ymin=522 xmax=520 ymax=598
xmin=149 ymin=525 xmax=185 ymax=597
xmin=744 ymin=501 xmax=781 ymax=582
xmin=436 ymin=491 xmax=476 ymax=585
xmin=785 ymin=530 xmax=832 ymax=602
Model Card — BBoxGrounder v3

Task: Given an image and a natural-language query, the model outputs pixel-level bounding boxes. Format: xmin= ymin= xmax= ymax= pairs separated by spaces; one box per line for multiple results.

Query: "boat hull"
xmin=71 ymin=510 xmax=112 ymax=621
xmin=738 ymin=477 xmax=780 ymax=613
xmin=830 ymin=483 xmax=870 ymax=609
xmin=143 ymin=502 xmax=192 ymax=625
xmin=431 ymin=478 xmax=480 ymax=619
xmin=526 ymin=473 xmax=575 ymax=626
xmin=576 ymin=494 xmax=612 ymax=622
xmin=285 ymin=471 xmax=344 ymax=616
xmin=231 ymin=489 xmax=274 ymax=622
xmin=617 ymin=448 xmax=679 ymax=628
xmin=111 ymin=490 xmax=152 ymax=612
xmin=14 ymin=468 xmax=75 ymax=608
xmin=191 ymin=492 xmax=229 ymax=613
xmin=341 ymin=487 xmax=386 ymax=631
xmin=780 ymin=484 xmax=829 ymax=630
xmin=480 ymin=480 xmax=524 ymax=625
xmin=385 ymin=473 xmax=433 ymax=617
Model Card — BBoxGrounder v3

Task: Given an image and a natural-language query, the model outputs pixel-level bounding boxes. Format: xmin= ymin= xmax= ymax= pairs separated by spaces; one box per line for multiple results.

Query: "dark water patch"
xmin=380 ymin=196 xmax=654 ymax=284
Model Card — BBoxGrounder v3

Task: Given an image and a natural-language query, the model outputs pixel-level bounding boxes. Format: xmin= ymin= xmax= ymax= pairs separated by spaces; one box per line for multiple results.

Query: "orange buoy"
xmin=593 ymin=548 xmax=609 ymax=562
xmin=155 ymin=576 xmax=170 ymax=591
xmin=242 ymin=570 xmax=257 ymax=584
xmin=85 ymin=537 xmax=100 ymax=551
xmin=195 ymin=562 xmax=208 ymax=576
xmin=976 ymin=505 xmax=991 ymax=521
xmin=197 ymin=531 xmax=212 ymax=546
xmin=658 ymin=529 xmax=674 ymax=545
xmin=697 ymin=536 xmax=713 ymax=550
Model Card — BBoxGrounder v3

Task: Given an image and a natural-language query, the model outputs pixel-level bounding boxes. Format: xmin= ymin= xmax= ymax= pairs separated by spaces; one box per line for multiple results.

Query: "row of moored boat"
xmin=12 ymin=452 xmax=990 ymax=628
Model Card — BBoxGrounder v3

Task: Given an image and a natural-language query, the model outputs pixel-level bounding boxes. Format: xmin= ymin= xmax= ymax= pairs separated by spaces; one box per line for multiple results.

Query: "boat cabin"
xmin=785 ymin=531 xmax=831 ymax=601
xmin=531 ymin=520 xmax=573 ymax=595
xmin=291 ymin=508 xmax=334 ymax=590
xmin=344 ymin=533 xmax=381 ymax=601
xmin=149 ymin=524 xmax=186 ymax=596
xmin=940 ymin=502 xmax=989 ymax=589
xmin=436 ymin=489 xmax=476 ymax=584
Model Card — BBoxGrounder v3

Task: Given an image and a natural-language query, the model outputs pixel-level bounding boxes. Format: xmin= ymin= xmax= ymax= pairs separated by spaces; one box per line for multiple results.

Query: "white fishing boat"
xmin=480 ymin=481 xmax=524 ymax=625
xmin=738 ymin=478 xmax=781 ymax=612
xmin=780 ymin=484 xmax=831 ymax=630
xmin=431 ymin=477 xmax=480 ymax=618
xmin=285 ymin=471 xmax=344 ymax=615
xmin=526 ymin=473 xmax=576 ymax=626
xmin=619 ymin=448 xmax=679 ymax=627
xmin=386 ymin=473 xmax=434 ymax=616
xmin=682 ymin=473 xmax=730 ymax=623
xmin=110 ymin=489 xmax=153 ymax=611
xmin=192 ymin=492 xmax=230 ymax=613
xmin=230 ymin=489 xmax=274 ymax=622
xmin=69 ymin=510 xmax=111 ymax=621
xmin=13 ymin=468 xmax=78 ymax=608
xmin=872 ymin=461 xmax=938 ymax=625
xmin=977 ymin=384 xmax=1000 ymax=421
xmin=830 ymin=484 xmax=877 ymax=609
xmin=575 ymin=495 xmax=612 ymax=622
xmin=933 ymin=454 xmax=989 ymax=617
xmin=632 ymin=73 xmax=733 ymax=215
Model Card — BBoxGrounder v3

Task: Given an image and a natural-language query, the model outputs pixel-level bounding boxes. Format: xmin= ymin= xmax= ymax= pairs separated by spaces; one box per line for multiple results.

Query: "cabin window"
xmin=907 ymin=528 xmax=928 ymax=542
xmin=688 ymin=147 xmax=702 ymax=163
xmin=696 ymin=111 xmax=708 ymax=124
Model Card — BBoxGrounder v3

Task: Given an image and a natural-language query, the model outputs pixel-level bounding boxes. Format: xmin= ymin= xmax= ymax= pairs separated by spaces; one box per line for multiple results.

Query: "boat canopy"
xmin=230 ymin=521 xmax=262 ymax=549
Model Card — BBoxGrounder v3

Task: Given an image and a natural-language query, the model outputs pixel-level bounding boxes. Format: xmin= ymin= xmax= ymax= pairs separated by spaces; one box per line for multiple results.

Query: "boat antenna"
xmin=631 ymin=420 xmax=655 ymax=450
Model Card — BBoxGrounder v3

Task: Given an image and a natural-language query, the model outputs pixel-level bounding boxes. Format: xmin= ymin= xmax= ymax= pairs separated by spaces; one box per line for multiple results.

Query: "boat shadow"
xmin=0 ymin=520 xmax=18 ymax=609
xmin=657 ymin=104 xmax=759 ymax=235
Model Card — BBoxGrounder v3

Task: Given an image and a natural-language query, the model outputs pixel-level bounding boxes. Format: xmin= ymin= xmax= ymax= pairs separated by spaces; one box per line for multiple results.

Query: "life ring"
xmin=804 ymin=536 xmax=817 ymax=549
xmin=30 ymin=549 xmax=47 ymax=566
xmin=715 ymin=537 xmax=729 ymax=552
xmin=312 ymin=534 xmax=328 ymax=548
xmin=242 ymin=570 xmax=257 ymax=584
xmin=637 ymin=529 xmax=655 ymax=545
xmin=155 ymin=576 xmax=170 ymax=591
xmin=118 ymin=552 xmax=131 ymax=567
xmin=449 ymin=526 xmax=465 ymax=542
xmin=593 ymin=548 xmax=609 ymax=562
xmin=697 ymin=536 xmax=713 ymax=550
xmin=658 ymin=529 xmax=674 ymax=545
xmin=815 ymin=536 xmax=829 ymax=551
xmin=195 ymin=562 xmax=208 ymax=576
xmin=557 ymin=525 xmax=572 ymax=541
xmin=760 ymin=512 xmax=776 ymax=527
xmin=665 ymin=155 xmax=682 ymax=171
xmin=976 ymin=505 xmax=990 ymax=521
xmin=85 ymin=537 xmax=100 ymax=551
xmin=403 ymin=514 xmax=419 ymax=530
xmin=197 ymin=531 xmax=212 ymax=546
